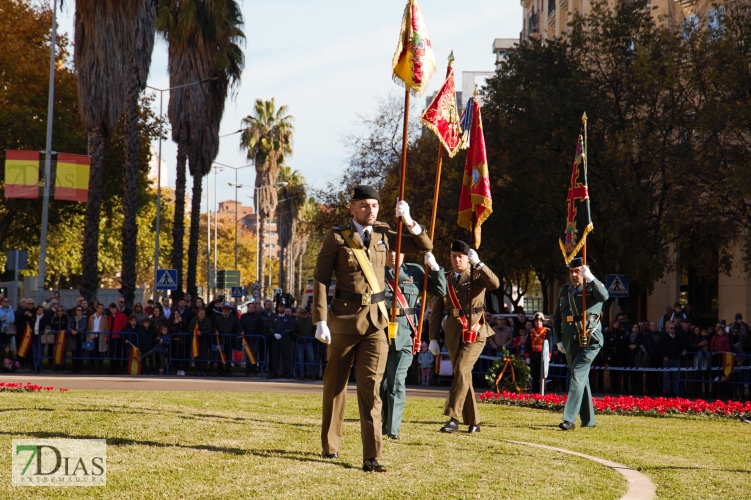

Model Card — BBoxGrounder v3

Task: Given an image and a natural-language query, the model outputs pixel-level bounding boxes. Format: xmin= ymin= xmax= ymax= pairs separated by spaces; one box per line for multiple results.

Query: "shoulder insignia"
xmin=373 ymin=222 xmax=389 ymax=233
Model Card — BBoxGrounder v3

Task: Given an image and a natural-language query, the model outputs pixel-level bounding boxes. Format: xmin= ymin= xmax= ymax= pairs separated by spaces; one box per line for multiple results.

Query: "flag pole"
xmin=580 ymin=112 xmax=588 ymax=345
xmin=414 ymin=53 xmax=454 ymax=355
xmin=467 ymin=85 xmax=479 ymax=336
xmin=391 ymin=89 xmax=410 ymax=331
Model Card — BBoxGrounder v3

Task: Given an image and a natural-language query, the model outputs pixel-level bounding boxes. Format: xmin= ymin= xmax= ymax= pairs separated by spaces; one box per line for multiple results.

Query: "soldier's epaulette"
xmin=404 ymin=262 xmax=424 ymax=272
xmin=332 ymin=223 xmax=351 ymax=231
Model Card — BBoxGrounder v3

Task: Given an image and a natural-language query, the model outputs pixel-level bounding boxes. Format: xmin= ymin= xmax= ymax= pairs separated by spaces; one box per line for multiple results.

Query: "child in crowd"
xmin=417 ymin=341 xmax=434 ymax=386
xmin=2 ymin=344 xmax=20 ymax=373
xmin=140 ymin=325 xmax=171 ymax=375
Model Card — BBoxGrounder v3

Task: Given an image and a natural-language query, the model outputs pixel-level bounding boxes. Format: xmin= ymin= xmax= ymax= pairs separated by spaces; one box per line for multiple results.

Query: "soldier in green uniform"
xmin=313 ymin=185 xmax=432 ymax=472
xmin=380 ymin=251 xmax=447 ymax=439
xmin=552 ymin=257 xmax=609 ymax=430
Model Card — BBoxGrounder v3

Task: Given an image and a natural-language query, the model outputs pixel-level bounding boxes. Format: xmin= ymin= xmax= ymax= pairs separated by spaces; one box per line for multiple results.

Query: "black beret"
xmin=567 ymin=257 xmax=584 ymax=268
xmin=451 ymin=240 xmax=470 ymax=254
xmin=350 ymin=185 xmax=380 ymax=202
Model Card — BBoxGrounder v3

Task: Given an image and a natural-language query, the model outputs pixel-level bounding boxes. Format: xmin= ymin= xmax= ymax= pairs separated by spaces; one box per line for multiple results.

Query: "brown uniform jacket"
xmin=429 ymin=265 xmax=500 ymax=349
xmin=313 ymin=219 xmax=432 ymax=335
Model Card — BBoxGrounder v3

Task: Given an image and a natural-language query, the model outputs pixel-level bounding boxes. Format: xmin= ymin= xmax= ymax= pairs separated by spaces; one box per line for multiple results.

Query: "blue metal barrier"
xmin=33 ymin=331 xmax=140 ymax=373
xmin=165 ymin=332 xmax=267 ymax=378
xmin=293 ymin=336 xmax=324 ymax=379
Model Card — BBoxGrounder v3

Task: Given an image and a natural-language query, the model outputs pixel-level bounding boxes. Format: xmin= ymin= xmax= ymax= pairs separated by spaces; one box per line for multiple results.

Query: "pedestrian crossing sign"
xmin=231 ymin=286 xmax=244 ymax=298
xmin=605 ymin=274 xmax=629 ymax=298
xmin=155 ymin=269 xmax=178 ymax=290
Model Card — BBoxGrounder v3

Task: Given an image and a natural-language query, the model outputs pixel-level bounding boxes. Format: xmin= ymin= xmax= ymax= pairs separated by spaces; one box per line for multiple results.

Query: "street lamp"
xmin=247 ymin=183 xmax=288 ymax=298
xmin=228 ymin=181 xmax=245 ymax=269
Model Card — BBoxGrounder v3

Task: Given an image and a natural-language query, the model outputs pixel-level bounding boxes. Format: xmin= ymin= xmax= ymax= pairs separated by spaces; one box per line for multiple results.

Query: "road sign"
xmin=273 ymin=288 xmax=282 ymax=296
xmin=155 ymin=269 xmax=178 ymax=290
xmin=6 ymin=250 xmax=28 ymax=271
xmin=605 ymin=274 xmax=629 ymax=298
xmin=252 ymin=289 xmax=261 ymax=298
xmin=252 ymin=281 xmax=261 ymax=290
xmin=231 ymin=286 xmax=244 ymax=298
xmin=217 ymin=270 xmax=241 ymax=288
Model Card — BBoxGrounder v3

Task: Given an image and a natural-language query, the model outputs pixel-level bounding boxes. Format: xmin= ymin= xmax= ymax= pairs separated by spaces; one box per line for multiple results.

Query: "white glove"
xmin=428 ymin=340 xmax=440 ymax=356
xmin=424 ymin=252 xmax=440 ymax=272
xmin=274 ymin=333 xmax=282 ymax=340
xmin=468 ymin=249 xmax=481 ymax=266
xmin=556 ymin=342 xmax=566 ymax=354
xmin=395 ymin=200 xmax=413 ymax=226
xmin=525 ymin=357 xmax=530 ymax=365
xmin=315 ymin=321 xmax=331 ymax=344
xmin=581 ymin=265 xmax=595 ymax=283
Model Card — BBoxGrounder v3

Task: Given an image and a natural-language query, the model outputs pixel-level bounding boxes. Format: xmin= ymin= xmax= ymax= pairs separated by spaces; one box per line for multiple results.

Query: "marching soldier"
xmin=552 ymin=257 xmax=609 ymax=430
xmin=429 ymin=240 xmax=500 ymax=434
xmin=380 ymin=251 xmax=447 ymax=440
xmin=313 ymin=185 xmax=432 ymax=472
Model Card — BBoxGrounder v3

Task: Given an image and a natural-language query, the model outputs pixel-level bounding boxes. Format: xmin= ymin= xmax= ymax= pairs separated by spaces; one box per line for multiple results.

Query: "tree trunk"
xmin=121 ymin=69 xmax=140 ymax=309
xmin=186 ymin=173 xmax=203 ymax=297
xmin=258 ymin=213 xmax=266 ymax=299
xmin=297 ymin=250 xmax=303 ymax=305
xmin=80 ymin=125 xmax=105 ymax=302
xmin=171 ymin=130 xmax=188 ymax=299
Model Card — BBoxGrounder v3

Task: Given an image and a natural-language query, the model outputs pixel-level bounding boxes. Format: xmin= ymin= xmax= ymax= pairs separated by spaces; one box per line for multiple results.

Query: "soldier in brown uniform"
xmin=429 ymin=240 xmax=500 ymax=433
xmin=313 ymin=185 xmax=432 ymax=472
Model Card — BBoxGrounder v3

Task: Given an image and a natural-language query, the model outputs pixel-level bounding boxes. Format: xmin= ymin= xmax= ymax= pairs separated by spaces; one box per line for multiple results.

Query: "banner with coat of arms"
xmin=392 ymin=0 xmax=436 ymax=96
xmin=558 ymin=122 xmax=593 ymax=265
xmin=420 ymin=65 xmax=461 ymax=157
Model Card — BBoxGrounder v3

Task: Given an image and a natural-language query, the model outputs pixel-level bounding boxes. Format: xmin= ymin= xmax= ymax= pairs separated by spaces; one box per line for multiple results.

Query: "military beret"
xmin=350 ymin=185 xmax=380 ymax=202
xmin=451 ymin=240 xmax=471 ymax=254
xmin=567 ymin=257 xmax=584 ymax=268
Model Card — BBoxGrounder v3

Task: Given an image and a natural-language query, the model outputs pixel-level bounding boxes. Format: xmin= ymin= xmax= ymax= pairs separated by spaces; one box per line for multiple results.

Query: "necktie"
xmin=362 ymin=230 xmax=371 ymax=249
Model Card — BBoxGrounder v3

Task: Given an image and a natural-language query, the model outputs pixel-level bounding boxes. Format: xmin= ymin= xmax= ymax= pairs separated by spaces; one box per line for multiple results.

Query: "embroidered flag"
xmin=17 ymin=324 xmax=33 ymax=358
xmin=4 ymin=150 xmax=39 ymax=198
xmin=215 ymin=333 xmax=226 ymax=365
xmin=421 ymin=64 xmax=461 ymax=157
xmin=392 ymin=0 xmax=436 ymax=96
xmin=54 ymin=153 xmax=90 ymax=202
xmin=241 ymin=335 xmax=257 ymax=365
xmin=559 ymin=123 xmax=593 ymax=265
xmin=456 ymin=97 xmax=493 ymax=247
xmin=53 ymin=330 xmax=66 ymax=365
xmin=127 ymin=343 xmax=141 ymax=376
xmin=191 ymin=323 xmax=200 ymax=358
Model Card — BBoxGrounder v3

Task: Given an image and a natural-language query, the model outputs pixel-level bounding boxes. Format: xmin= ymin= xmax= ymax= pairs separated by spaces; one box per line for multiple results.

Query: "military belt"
xmin=565 ymin=314 xmax=600 ymax=323
xmin=335 ymin=289 xmax=386 ymax=306
xmin=452 ymin=306 xmax=485 ymax=318
xmin=396 ymin=307 xmax=418 ymax=316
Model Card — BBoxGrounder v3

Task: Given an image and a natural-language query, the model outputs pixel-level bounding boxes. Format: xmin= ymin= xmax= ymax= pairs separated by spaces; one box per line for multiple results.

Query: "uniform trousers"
xmin=444 ymin=339 xmax=485 ymax=425
xmin=563 ymin=343 xmax=601 ymax=426
xmin=379 ymin=347 xmax=413 ymax=438
xmin=321 ymin=331 xmax=388 ymax=460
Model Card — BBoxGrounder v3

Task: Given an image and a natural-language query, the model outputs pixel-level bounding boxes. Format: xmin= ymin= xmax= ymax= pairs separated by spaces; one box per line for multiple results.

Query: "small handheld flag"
xmin=421 ymin=59 xmax=461 ymax=157
xmin=17 ymin=324 xmax=33 ymax=358
xmin=241 ymin=334 xmax=257 ymax=365
xmin=53 ymin=330 xmax=66 ymax=365
xmin=191 ymin=323 xmax=200 ymax=358
xmin=559 ymin=114 xmax=593 ymax=265
xmin=127 ymin=342 xmax=141 ymax=376
xmin=215 ymin=333 xmax=226 ymax=365
xmin=392 ymin=0 xmax=436 ymax=96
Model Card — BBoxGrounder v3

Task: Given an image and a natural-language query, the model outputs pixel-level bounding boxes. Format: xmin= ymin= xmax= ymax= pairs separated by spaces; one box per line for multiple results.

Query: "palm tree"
xmin=122 ymin=0 xmax=158 ymax=308
xmin=158 ymin=0 xmax=245 ymax=297
xmin=276 ymin=166 xmax=306 ymax=292
xmin=74 ymin=1 xmax=140 ymax=301
xmin=239 ymin=99 xmax=294 ymax=297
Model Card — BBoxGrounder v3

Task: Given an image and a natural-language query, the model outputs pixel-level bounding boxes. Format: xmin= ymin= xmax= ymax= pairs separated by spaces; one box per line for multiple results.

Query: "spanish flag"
xmin=127 ymin=343 xmax=141 ymax=376
xmin=456 ymin=96 xmax=493 ymax=248
xmin=722 ymin=352 xmax=735 ymax=382
xmin=241 ymin=334 xmax=257 ymax=365
xmin=191 ymin=323 xmax=200 ymax=358
xmin=17 ymin=324 xmax=33 ymax=358
xmin=54 ymin=153 xmax=90 ymax=202
xmin=4 ymin=150 xmax=39 ymax=199
xmin=215 ymin=333 xmax=226 ymax=365
xmin=392 ymin=0 xmax=436 ymax=96
xmin=53 ymin=330 xmax=66 ymax=365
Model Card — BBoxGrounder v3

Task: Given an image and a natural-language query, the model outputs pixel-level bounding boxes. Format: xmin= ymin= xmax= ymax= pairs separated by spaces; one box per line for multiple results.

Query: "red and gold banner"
xmin=4 ymin=150 xmax=39 ymax=199
xmin=421 ymin=66 xmax=461 ymax=157
xmin=241 ymin=335 xmax=256 ymax=365
xmin=53 ymin=330 xmax=66 ymax=365
xmin=457 ymin=97 xmax=493 ymax=247
xmin=558 ymin=124 xmax=593 ymax=265
xmin=17 ymin=324 xmax=33 ymax=358
xmin=722 ymin=352 xmax=735 ymax=382
xmin=392 ymin=0 xmax=436 ymax=96
xmin=55 ymin=153 xmax=90 ymax=202
xmin=215 ymin=333 xmax=226 ymax=365
xmin=191 ymin=324 xmax=200 ymax=358
xmin=127 ymin=344 xmax=141 ymax=376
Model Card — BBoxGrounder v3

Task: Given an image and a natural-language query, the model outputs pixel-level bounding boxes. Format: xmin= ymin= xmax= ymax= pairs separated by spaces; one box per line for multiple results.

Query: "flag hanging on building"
xmin=421 ymin=65 xmax=462 ymax=157
xmin=558 ymin=123 xmax=593 ymax=265
xmin=392 ymin=0 xmax=436 ymax=96
xmin=53 ymin=330 xmax=66 ymax=365
xmin=127 ymin=343 xmax=141 ymax=376
xmin=215 ymin=333 xmax=226 ymax=365
xmin=241 ymin=334 xmax=257 ymax=365
xmin=4 ymin=150 xmax=39 ymax=199
xmin=17 ymin=324 xmax=33 ymax=358
xmin=191 ymin=324 xmax=200 ymax=358
xmin=55 ymin=153 xmax=90 ymax=202
xmin=457 ymin=97 xmax=493 ymax=248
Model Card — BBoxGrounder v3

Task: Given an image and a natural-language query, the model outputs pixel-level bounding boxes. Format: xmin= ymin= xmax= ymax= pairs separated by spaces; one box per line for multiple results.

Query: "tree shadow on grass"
xmin=0 ymin=431 xmax=357 ymax=470
xmin=639 ymin=465 xmax=751 ymax=474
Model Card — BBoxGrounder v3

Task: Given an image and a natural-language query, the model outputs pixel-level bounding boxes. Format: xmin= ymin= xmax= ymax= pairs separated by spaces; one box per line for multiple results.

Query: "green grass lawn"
xmin=0 ymin=389 xmax=749 ymax=499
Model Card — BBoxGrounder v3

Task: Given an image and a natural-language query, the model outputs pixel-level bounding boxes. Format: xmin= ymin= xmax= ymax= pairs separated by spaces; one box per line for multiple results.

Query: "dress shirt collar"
xmin=351 ymin=218 xmax=372 ymax=242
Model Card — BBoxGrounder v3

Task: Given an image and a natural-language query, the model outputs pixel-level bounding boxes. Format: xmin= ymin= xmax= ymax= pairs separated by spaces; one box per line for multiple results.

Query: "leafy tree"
xmin=277 ymin=166 xmax=306 ymax=292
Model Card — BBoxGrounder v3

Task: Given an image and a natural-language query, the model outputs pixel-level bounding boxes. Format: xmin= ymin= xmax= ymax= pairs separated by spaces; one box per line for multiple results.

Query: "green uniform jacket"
xmin=552 ymin=278 xmax=609 ymax=354
xmin=385 ymin=264 xmax=447 ymax=352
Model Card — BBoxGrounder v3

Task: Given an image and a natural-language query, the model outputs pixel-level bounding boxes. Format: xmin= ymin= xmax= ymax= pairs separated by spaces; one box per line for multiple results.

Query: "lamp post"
xmin=212 ymin=166 xmax=224 ymax=298
xmin=146 ymin=77 xmax=214 ymax=302
xmin=228 ymin=181 xmax=245 ymax=269
xmin=248 ymin=183 xmax=288 ymax=298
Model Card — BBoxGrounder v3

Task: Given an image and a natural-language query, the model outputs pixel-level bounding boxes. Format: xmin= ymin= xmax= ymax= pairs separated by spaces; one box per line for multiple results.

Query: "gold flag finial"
xmin=474 ymin=84 xmax=479 ymax=97
xmin=582 ymin=112 xmax=588 ymax=124
xmin=448 ymin=51 xmax=455 ymax=66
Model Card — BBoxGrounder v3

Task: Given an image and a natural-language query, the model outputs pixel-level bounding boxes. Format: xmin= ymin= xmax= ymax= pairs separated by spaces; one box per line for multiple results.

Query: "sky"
xmin=55 ymin=0 xmax=523 ymax=212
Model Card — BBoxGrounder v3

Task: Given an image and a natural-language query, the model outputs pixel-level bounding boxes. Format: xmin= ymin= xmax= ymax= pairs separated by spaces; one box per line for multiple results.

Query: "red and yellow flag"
xmin=127 ymin=343 xmax=141 ymax=376
xmin=722 ymin=352 xmax=735 ymax=382
xmin=53 ymin=330 xmax=66 ymax=365
xmin=559 ymin=115 xmax=593 ymax=265
xmin=215 ymin=333 xmax=226 ymax=365
xmin=4 ymin=150 xmax=39 ymax=199
xmin=17 ymin=324 xmax=33 ymax=358
xmin=55 ymin=153 xmax=90 ymax=202
xmin=457 ymin=97 xmax=493 ymax=247
xmin=241 ymin=334 xmax=257 ymax=365
xmin=421 ymin=64 xmax=461 ymax=157
xmin=392 ymin=0 xmax=436 ymax=96
xmin=191 ymin=323 xmax=200 ymax=358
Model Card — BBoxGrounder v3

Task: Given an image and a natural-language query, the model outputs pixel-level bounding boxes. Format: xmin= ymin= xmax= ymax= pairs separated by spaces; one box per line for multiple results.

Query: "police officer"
xmin=380 ymin=251 xmax=446 ymax=440
xmin=313 ymin=185 xmax=432 ymax=472
xmin=552 ymin=257 xmax=609 ymax=430
xmin=429 ymin=240 xmax=500 ymax=434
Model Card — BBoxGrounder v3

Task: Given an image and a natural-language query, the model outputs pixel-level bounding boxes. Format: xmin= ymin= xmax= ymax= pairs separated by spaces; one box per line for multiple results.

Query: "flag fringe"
xmin=558 ymin=223 xmax=594 ymax=265
xmin=420 ymin=117 xmax=461 ymax=157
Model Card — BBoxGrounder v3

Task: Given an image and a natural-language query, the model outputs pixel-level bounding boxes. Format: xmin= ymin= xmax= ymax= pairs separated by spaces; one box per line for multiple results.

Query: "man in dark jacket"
xmin=269 ymin=305 xmax=295 ymax=378
xmin=212 ymin=302 xmax=238 ymax=376
xmin=291 ymin=308 xmax=316 ymax=379
xmin=188 ymin=308 xmax=212 ymax=376
xmin=661 ymin=321 xmax=687 ymax=396
xmin=645 ymin=321 xmax=663 ymax=395
xmin=239 ymin=302 xmax=268 ymax=375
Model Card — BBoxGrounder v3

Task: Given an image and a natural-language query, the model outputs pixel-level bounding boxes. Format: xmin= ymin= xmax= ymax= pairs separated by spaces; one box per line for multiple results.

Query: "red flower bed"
xmin=0 ymin=382 xmax=68 ymax=393
xmin=477 ymin=391 xmax=751 ymax=419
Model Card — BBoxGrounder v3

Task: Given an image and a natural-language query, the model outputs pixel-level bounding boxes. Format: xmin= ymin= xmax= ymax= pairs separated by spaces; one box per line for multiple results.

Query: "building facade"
xmin=212 ymin=200 xmax=281 ymax=260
